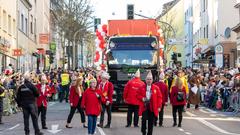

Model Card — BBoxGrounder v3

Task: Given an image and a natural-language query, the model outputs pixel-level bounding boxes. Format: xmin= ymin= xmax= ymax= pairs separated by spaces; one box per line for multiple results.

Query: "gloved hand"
xmin=96 ymin=93 xmax=100 ymax=99
xmin=106 ymin=101 xmax=110 ymax=106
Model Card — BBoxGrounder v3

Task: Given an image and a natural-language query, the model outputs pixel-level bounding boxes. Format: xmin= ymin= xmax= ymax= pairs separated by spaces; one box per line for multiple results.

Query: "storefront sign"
xmin=215 ymin=45 xmax=223 ymax=54
xmin=13 ymin=49 xmax=23 ymax=56
xmin=0 ymin=37 xmax=11 ymax=52
xmin=39 ymin=33 xmax=49 ymax=44
xmin=50 ymin=42 xmax=56 ymax=53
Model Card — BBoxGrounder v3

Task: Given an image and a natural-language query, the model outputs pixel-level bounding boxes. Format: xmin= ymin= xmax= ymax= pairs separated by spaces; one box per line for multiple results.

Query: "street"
xmin=1 ymin=102 xmax=240 ymax=135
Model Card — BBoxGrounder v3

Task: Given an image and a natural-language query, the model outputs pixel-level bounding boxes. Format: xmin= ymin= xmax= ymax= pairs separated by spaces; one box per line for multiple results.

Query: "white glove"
xmin=96 ymin=93 xmax=100 ymax=98
xmin=142 ymin=98 xmax=146 ymax=102
xmin=158 ymin=108 xmax=161 ymax=112
xmin=106 ymin=101 xmax=110 ymax=106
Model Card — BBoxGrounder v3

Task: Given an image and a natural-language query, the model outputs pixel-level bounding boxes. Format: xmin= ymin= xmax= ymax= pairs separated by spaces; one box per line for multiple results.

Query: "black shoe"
xmin=65 ymin=125 xmax=73 ymax=128
xmin=104 ymin=124 xmax=110 ymax=128
xmin=125 ymin=125 xmax=130 ymax=128
xmin=0 ymin=122 xmax=3 ymax=124
xmin=83 ymin=124 xmax=88 ymax=128
xmin=173 ymin=123 xmax=177 ymax=127
xmin=97 ymin=124 xmax=103 ymax=128
xmin=134 ymin=125 xmax=139 ymax=128
xmin=159 ymin=124 xmax=163 ymax=127
xmin=35 ymin=132 xmax=44 ymax=135
xmin=42 ymin=126 xmax=48 ymax=129
xmin=178 ymin=124 xmax=182 ymax=127
xmin=25 ymin=132 xmax=30 ymax=135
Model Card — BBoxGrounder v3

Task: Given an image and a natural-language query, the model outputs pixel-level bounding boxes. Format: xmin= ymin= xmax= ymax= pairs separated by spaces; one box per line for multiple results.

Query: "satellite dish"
xmin=224 ymin=27 xmax=231 ymax=38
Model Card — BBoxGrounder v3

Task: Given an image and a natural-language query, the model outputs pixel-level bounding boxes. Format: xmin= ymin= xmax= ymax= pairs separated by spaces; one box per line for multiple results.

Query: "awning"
xmin=192 ymin=59 xmax=215 ymax=64
xmin=202 ymin=46 xmax=214 ymax=54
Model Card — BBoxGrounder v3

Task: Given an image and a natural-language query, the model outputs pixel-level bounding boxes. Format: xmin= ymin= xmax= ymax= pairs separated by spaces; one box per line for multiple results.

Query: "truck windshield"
xmin=108 ymin=50 xmax=158 ymax=66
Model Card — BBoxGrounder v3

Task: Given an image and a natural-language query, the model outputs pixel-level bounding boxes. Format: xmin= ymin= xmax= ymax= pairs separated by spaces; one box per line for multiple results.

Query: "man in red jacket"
xmin=137 ymin=71 xmax=162 ymax=135
xmin=123 ymin=69 xmax=145 ymax=127
xmin=36 ymin=75 xmax=51 ymax=129
xmin=97 ymin=72 xmax=114 ymax=128
xmin=154 ymin=72 xmax=168 ymax=127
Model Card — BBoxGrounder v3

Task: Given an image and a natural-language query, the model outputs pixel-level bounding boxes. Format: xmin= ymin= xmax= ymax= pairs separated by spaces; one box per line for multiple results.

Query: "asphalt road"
xmin=0 ymin=102 xmax=240 ymax=135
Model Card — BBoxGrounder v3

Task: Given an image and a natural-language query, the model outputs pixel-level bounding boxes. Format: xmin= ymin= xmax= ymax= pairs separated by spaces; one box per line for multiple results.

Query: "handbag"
xmin=177 ymin=91 xmax=184 ymax=102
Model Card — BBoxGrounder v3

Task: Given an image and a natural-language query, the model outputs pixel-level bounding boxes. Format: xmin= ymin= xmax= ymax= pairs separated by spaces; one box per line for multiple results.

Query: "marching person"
xmin=66 ymin=76 xmax=87 ymax=128
xmin=170 ymin=78 xmax=187 ymax=127
xmin=137 ymin=71 xmax=162 ymax=135
xmin=154 ymin=72 xmax=168 ymax=127
xmin=81 ymin=78 xmax=103 ymax=135
xmin=36 ymin=75 xmax=51 ymax=129
xmin=16 ymin=72 xmax=43 ymax=135
xmin=123 ymin=69 xmax=145 ymax=127
xmin=97 ymin=72 xmax=113 ymax=128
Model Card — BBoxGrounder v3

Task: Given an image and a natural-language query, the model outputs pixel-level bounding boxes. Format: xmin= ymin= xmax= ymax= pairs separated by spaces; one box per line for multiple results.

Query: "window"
xmin=25 ymin=18 xmax=28 ymax=34
xmin=30 ymin=15 xmax=33 ymax=34
xmin=21 ymin=14 xmax=24 ymax=31
xmin=13 ymin=19 xmax=16 ymax=37
xmin=8 ymin=15 xmax=11 ymax=34
xmin=215 ymin=20 xmax=218 ymax=38
xmin=34 ymin=18 xmax=36 ymax=34
xmin=204 ymin=27 xmax=206 ymax=38
xmin=206 ymin=25 xmax=208 ymax=38
xmin=3 ymin=10 xmax=7 ymax=31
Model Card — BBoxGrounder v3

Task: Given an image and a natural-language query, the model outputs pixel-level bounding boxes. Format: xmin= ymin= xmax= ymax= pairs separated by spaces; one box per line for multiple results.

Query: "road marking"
xmin=205 ymin=108 xmax=217 ymax=114
xmin=210 ymin=114 xmax=216 ymax=117
xmin=97 ymin=127 xmax=106 ymax=135
xmin=198 ymin=119 xmax=240 ymax=135
xmin=186 ymin=111 xmax=197 ymax=117
xmin=47 ymin=124 xmax=62 ymax=134
xmin=49 ymin=102 xmax=57 ymax=107
xmin=112 ymin=113 xmax=240 ymax=121
xmin=178 ymin=128 xmax=184 ymax=131
xmin=6 ymin=124 xmax=20 ymax=130
xmin=199 ymin=109 xmax=209 ymax=113
xmin=185 ymin=132 xmax=192 ymax=135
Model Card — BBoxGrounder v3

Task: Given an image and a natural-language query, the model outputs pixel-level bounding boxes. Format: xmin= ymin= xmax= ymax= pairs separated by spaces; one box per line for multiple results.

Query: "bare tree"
xmin=51 ymin=0 xmax=94 ymax=69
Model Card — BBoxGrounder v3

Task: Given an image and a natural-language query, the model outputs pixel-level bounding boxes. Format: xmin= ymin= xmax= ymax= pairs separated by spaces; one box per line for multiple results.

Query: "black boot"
xmin=104 ymin=124 xmax=110 ymax=128
xmin=173 ymin=117 xmax=177 ymax=127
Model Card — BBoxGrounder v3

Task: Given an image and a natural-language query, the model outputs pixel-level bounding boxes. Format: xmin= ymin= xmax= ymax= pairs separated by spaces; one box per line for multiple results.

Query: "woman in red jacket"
xmin=81 ymin=78 xmax=103 ymax=135
xmin=66 ymin=77 xmax=87 ymax=128
xmin=170 ymin=78 xmax=187 ymax=127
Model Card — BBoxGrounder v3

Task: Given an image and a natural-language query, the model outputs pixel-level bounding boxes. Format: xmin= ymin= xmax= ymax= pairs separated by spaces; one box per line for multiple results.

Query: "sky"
xmin=90 ymin=0 xmax=173 ymax=24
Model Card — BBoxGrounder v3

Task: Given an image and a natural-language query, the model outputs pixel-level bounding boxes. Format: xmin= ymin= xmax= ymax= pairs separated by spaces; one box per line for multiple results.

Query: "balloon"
xmin=94 ymin=51 xmax=100 ymax=62
xmin=98 ymin=34 xmax=104 ymax=41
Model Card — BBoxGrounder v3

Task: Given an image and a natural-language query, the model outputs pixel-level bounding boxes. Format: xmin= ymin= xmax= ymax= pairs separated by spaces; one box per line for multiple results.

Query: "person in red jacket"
xmin=66 ymin=76 xmax=87 ymax=128
xmin=81 ymin=78 xmax=103 ymax=135
xmin=137 ymin=71 xmax=162 ymax=135
xmin=123 ymin=69 xmax=145 ymax=127
xmin=97 ymin=72 xmax=113 ymax=128
xmin=154 ymin=72 xmax=168 ymax=127
xmin=170 ymin=78 xmax=187 ymax=127
xmin=36 ymin=75 xmax=51 ymax=129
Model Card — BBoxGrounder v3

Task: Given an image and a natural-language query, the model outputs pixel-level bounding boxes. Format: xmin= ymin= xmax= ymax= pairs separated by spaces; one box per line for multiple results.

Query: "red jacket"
xmin=98 ymin=81 xmax=114 ymax=104
xmin=170 ymin=86 xmax=187 ymax=106
xmin=154 ymin=81 xmax=168 ymax=104
xmin=36 ymin=84 xmax=51 ymax=107
xmin=123 ymin=77 xmax=145 ymax=105
xmin=137 ymin=84 xmax=162 ymax=117
xmin=81 ymin=88 xmax=103 ymax=116
xmin=69 ymin=85 xmax=81 ymax=107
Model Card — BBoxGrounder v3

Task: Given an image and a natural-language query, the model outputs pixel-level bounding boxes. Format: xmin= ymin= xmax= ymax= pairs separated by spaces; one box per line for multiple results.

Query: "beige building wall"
xmin=0 ymin=0 xmax=17 ymax=71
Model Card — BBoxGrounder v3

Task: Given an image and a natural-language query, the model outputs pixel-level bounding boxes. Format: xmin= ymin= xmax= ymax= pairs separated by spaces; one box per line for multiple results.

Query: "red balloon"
xmin=94 ymin=51 xmax=100 ymax=62
xmin=98 ymin=35 xmax=104 ymax=40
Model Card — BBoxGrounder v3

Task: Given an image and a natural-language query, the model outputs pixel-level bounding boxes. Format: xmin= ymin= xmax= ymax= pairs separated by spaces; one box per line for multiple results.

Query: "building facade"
xmin=157 ymin=0 xmax=186 ymax=68
xmin=0 ymin=0 xmax=17 ymax=73
xmin=191 ymin=0 xmax=239 ymax=68
xmin=232 ymin=0 xmax=240 ymax=66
